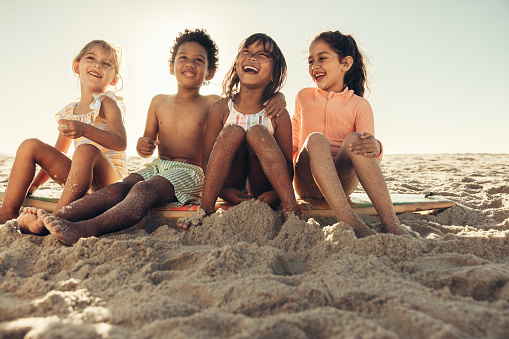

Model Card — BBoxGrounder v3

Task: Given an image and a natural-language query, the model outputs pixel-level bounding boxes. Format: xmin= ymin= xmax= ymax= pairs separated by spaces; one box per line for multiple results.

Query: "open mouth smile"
xmin=88 ymin=71 xmax=102 ymax=78
xmin=243 ymin=65 xmax=259 ymax=74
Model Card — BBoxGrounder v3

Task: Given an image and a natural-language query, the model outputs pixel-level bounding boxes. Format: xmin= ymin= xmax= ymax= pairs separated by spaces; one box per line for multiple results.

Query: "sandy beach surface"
xmin=0 ymin=153 xmax=508 ymax=338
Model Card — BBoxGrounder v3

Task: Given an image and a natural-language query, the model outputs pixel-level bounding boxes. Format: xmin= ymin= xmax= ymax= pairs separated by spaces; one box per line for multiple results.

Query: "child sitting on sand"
xmin=0 ymin=40 xmax=127 ymax=230
xmin=178 ymin=33 xmax=302 ymax=229
xmin=292 ymin=30 xmax=410 ymax=238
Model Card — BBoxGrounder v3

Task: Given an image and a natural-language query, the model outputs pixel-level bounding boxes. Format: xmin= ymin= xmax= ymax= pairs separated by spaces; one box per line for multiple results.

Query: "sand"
xmin=0 ymin=153 xmax=508 ymax=338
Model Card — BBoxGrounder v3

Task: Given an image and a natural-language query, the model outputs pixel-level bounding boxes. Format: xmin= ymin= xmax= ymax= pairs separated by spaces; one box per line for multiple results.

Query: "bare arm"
xmin=57 ymin=97 xmax=127 ymax=151
xmin=137 ymin=95 xmax=161 ymax=158
xmin=201 ymin=99 xmax=227 ymax=174
xmin=273 ymin=108 xmax=295 ymax=177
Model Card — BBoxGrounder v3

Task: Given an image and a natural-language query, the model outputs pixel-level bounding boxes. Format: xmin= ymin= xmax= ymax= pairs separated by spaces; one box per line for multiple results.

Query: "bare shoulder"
xmin=209 ymin=97 xmax=228 ymax=112
xmin=99 ymin=96 xmax=121 ymax=116
xmin=203 ymin=94 xmax=221 ymax=106
xmin=151 ymin=93 xmax=174 ymax=105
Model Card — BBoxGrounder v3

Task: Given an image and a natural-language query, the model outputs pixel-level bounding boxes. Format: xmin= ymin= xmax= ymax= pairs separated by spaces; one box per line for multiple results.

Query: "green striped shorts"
xmin=134 ymin=159 xmax=205 ymax=205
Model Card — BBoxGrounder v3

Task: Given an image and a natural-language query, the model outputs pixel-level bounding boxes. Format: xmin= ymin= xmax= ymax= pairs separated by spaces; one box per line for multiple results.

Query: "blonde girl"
xmin=0 ymin=40 xmax=127 ymax=233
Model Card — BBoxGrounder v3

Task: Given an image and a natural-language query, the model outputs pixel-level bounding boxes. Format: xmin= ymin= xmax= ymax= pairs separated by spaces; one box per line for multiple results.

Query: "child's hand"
xmin=137 ymin=137 xmax=160 ymax=157
xmin=350 ymin=133 xmax=380 ymax=158
xmin=256 ymin=190 xmax=280 ymax=207
xmin=58 ymin=119 xmax=85 ymax=139
xmin=221 ymin=188 xmax=252 ymax=204
xmin=263 ymin=92 xmax=286 ymax=118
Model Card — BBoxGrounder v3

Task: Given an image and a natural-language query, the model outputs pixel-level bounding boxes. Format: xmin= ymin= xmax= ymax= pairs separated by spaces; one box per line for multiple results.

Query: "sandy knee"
xmin=305 ymin=133 xmax=330 ymax=152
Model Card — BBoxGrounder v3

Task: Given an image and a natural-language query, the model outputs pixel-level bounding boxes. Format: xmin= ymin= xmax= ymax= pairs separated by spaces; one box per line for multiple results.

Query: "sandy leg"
xmin=17 ymin=207 xmax=49 ymax=235
xmin=176 ymin=209 xmax=208 ymax=230
xmin=43 ymin=214 xmax=85 ymax=246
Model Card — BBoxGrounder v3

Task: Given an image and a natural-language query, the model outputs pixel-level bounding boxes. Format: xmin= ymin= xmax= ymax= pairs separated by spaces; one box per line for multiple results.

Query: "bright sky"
xmin=1 ymin=0 xmax=508 ymax=156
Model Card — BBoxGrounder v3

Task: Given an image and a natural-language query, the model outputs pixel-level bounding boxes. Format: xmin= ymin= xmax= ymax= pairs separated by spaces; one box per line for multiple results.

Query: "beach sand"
xmin=0 ymin=153 xmax=508 ymax=338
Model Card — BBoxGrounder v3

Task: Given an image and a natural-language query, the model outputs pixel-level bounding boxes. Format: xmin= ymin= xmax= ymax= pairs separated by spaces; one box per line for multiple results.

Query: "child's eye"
xmin=86 ymin=56 xmax=95 ymax=61
xmin=196 ymin=58 xmax=205 ymax=63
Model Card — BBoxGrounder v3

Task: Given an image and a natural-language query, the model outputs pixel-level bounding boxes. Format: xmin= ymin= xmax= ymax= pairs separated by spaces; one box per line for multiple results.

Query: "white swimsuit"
xmin=224 ymin=99 xmax=274 ymax=134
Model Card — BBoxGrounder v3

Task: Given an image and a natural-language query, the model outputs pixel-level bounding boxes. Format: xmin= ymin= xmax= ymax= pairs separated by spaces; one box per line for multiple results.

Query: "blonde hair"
xmin=73 ymin=39 xmax=122 ymax=76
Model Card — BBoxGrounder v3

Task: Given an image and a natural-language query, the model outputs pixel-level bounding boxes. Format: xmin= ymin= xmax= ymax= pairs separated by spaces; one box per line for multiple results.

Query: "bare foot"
xmin=17 ymin=207 xmax=49 ymax=235
xmin=43 ymin=214 xmax=83 ymax=246
xmin=383 ymin=223 xmax=414 ymax=236
xmin=351 ymin=223 xmax=376 ymax=238
xmin=176 ymin=209 xmax=207 ymax=230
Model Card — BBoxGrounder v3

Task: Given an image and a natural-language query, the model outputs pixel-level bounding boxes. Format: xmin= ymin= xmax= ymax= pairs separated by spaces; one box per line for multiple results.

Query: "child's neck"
xmin=78 ymin=87 xmax=107 ymax=108
xmin=176 ymin=85 xmax=202 ymax=100
xmin=234 ymin=87 xmax=264 ymax=114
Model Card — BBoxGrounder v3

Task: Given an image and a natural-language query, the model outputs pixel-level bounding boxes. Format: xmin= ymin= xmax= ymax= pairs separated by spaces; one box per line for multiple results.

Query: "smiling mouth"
xmin=314 ymin=72 xmax=325 ymax=81
xmin=88 ymin=71 xmax=102 ymax=78
xmin=243 ymin=65 xmax=259 ymax=74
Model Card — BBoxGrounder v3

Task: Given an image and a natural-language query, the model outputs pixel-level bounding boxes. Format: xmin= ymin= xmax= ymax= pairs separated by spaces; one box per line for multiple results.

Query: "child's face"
xmin=236 ymin=41 xmax=274 ymax=89
xmin=170 ymin=41 xmax=212 ymax=89
xmin=73 ymin=45 xmax=118 ymax=92
xmin=308 ymin=39 xmax=346 ymax=93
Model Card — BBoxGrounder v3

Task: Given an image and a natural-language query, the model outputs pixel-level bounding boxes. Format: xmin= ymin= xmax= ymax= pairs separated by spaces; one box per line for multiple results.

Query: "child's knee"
xmin=305 ymin=132 xmax=329 ymax=151
xmin=73 ymin=144 xmax=100 ymax=159
xmin=18 ymin=138 xmax=43 ymax=154
xmin=245 ymin=124 xmax=271 ymax=142
xmin=343 ymin=132 xmax=363 ymax=144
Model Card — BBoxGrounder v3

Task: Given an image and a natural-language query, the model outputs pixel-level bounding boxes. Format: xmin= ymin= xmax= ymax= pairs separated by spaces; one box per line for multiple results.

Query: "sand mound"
xmin=1 ymin=153 xmax=508 ymax=338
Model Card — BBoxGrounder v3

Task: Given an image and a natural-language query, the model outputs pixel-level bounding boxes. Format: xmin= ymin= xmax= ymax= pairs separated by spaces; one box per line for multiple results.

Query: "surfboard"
xmin=0 ymin=191 xmax=455 ymax=219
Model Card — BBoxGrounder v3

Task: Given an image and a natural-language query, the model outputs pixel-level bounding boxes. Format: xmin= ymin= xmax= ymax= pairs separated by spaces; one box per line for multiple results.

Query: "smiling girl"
xmin=179 ymin=33 xmax=301 ymax=228
xmin=292 ymin=31 xmax=410 ymax=238
xmin=0 ymin=40 xmax=127 ymax=233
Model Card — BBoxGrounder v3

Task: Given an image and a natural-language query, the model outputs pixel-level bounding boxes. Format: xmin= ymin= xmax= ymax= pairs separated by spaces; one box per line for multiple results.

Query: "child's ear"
xmin=110 ymin=76 xmax=119 ymax=87
xmin=73 ymin=61 xmax=80 ymax=75
xmin=341 ymin=56 xmax=354 ymax=72
xmin=205 ymin=69 xmax=216 ymax=81
xmin=169 ymin=62 xmax=175 ymax=75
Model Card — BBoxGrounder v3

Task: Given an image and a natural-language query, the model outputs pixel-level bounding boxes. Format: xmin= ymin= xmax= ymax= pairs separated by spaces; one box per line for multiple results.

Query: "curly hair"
xmin=222 ymin=33 xmax=287 ymax=103
xmin=169 ymin=28 xmax=219 ymax=76
xmin=312 ymin=31 xmax=368 ymax=97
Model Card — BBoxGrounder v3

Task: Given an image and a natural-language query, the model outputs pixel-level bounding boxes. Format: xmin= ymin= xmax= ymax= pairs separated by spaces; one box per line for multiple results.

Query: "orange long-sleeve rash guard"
xmin=292 ymin=87 xmax=383 ymax=164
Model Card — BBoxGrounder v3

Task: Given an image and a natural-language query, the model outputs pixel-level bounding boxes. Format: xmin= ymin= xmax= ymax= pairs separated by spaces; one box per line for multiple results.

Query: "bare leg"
xmin=0 ymin=138 xmax=71 ymax=224
xmin=294 ymin=133 xmax=375 ymax=238
xmin=53 ymin=144 xmax=123 ymax=213
xmin=45 ymin=176 xmax=176 ymax=245
xmin=54 ymin=173 xmax=144 ymax=221
xmin=338 ymin=133 xmax=408 ymax=235
xmin=200 ymin=125 xmax=248 ymax=215
xmin=245 ymin=125 xmax=301 ymax=218
xmin=177 ymin=126 xmax=248 ymax=230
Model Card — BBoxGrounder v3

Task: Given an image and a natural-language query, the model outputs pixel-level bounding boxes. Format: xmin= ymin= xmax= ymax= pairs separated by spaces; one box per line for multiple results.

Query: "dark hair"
xmin=312 ymin=31 xmax=368 ymax=97
xmin=222 ymin=33 xmax=287 ymax=103
xmin=169 ymin=29 xmax=219 ymax=76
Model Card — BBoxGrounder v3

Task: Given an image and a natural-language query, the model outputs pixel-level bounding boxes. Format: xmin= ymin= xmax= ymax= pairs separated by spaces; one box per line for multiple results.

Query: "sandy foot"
xmin=43 ymin=214 xmax=82 ymax=246
xmin=17 ymin=207 xmax=49 ymax=235
xmin=176 ymin=208 xmax=207 ymax=230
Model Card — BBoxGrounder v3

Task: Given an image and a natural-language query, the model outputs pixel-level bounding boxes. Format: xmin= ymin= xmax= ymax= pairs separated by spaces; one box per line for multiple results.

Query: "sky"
xmin=0 ymin=0 xmax=508 ymax=156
